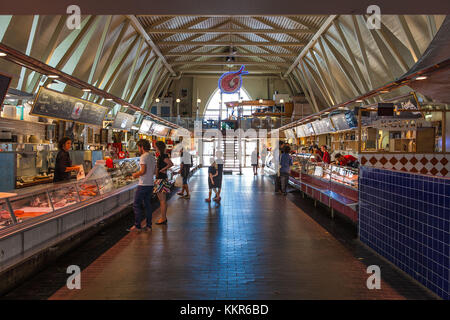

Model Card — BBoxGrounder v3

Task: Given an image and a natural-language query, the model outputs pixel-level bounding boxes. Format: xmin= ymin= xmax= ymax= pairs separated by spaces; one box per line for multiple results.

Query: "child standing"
xmin=205 ymin=157 xmax=219 ymax=202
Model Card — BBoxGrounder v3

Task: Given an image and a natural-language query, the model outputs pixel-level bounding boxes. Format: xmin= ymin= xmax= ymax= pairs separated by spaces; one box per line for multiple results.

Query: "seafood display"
xmin=49 ymin=186 xmax=79 ymax=209
xmin=77 ymin=182 xmax=99 ymax=201
xmin=8 ymin=192 xmax=53 ymax=222
xmin=2 ymin=158 xmax=142 ymax=227
xmin=0 ymin=203 xmax=13 ymax=229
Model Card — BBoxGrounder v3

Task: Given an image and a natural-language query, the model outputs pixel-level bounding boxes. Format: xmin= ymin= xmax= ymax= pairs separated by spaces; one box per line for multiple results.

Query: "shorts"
xmin=252 ymin=164 xmax=258 ymax=167
xmin=182 ymin=165 xmax=191 ymax=184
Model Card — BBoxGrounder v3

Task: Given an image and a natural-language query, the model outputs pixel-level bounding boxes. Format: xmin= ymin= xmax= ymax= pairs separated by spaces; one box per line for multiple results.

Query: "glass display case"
xmin=0 ymin=200 xmax=15 ymax=230
xmin=291 ymin=153 xmax=313 ymax=176
xmin=1 ymin=157 xmax=142 ymax=229
xmin=8 ymin=191 xmax=53 ymax=223
xmin=48 ymin=184 xmax=80 ymax=210
xmin=303 ymin=161 xmax=359 ymax=190
xmin=329 ymin=165 xmax=358 ymax=189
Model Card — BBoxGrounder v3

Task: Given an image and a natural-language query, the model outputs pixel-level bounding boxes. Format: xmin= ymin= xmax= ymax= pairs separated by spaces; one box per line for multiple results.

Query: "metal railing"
xmin=159 ymin=116 xmax=291 ymax=131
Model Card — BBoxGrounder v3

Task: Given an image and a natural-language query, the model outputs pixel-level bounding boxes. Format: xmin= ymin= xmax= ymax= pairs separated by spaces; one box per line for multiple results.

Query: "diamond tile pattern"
xmin=359 ymin=167 xmax=450 ymax=300
xmin=359 ymin=154 xmax=450 ymax=178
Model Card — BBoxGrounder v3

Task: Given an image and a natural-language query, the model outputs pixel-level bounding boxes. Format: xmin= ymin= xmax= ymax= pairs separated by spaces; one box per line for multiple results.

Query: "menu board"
xmin=296 ymin=125 xmax=306 ymax=138
xmin=344 ymin=111 xmax=358 ymax=128
xmin=139 ymin=119 xmax=154 ymax=134
xmin=112 ymin=112 xmax=135 ymax=131
xmin=284 ymin=128 xmax=296 ymax=140
xmin=305 ymin=123 xmax=315 ymax=135
xmin=0 ymin=73 xmax=12 ymax=109
xmin=331 ymin=113 xmax=350 ymax=131
xmin=152 ymin=124 xmax=170 ymax=137
xmin=323 ymin=118 xmax=335 ymax=133
xmin=312 ymin=120 xmax=327 ymax=135
xmin=312 ymin=118 xmax=336 ymax=134
xmin=31 ymin=87 xmax=108 ymax=126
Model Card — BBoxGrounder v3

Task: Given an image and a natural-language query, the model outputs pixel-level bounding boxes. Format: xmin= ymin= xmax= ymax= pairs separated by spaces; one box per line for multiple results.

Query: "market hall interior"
xmin=2 ymin=168 xmax=436 ymax=300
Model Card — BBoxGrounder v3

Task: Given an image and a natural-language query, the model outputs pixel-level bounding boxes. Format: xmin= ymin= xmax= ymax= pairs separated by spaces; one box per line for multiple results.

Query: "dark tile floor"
xmin=4 ymin=168 xmax=437 ymax=300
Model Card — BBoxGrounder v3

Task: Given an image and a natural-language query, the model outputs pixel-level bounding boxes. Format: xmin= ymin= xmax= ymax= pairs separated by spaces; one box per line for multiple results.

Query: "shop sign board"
xmin=112 ymin=112 xmax=135 ymax=131
xmin=152 ymin=123 xmax=170 ymax=137
xmin=371 ymin=118 xmax=431 ymax=130
xmin=296 ymin=125 xmax=306 ymax=138
xmin=305 ymin=123 xmax=315 ymax=135
xmin=284 ymin=128 xmax=296 ymax=140
xmin=312 ymin=119 xmax=335 ymax=135
xmin=31 ymin=87 xmax=109 ymax=126
xmin=0 ymin=72 xmax=12 ymax=110
xmin=139 ymin=119 xmax=154 ymax=134
xmin=331 ymin=113 xmax=351 ymax=131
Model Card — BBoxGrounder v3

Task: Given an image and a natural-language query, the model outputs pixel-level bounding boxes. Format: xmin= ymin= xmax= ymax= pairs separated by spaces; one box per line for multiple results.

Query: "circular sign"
xmin=218 ymin=65 xmax=249 ymax=94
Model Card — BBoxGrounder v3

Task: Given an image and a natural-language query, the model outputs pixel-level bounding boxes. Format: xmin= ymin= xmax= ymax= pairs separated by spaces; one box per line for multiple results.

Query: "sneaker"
xmin=183 ymin=194 xmax=190 ymax=199
xmin=144 ymin=226 xmax=152 ymax=231
xmin=126 ymin=225 xmax=142 ymax=232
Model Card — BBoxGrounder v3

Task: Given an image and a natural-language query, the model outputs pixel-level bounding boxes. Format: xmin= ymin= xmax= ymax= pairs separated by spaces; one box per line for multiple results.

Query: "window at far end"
xmin=203 ymin=88 xmax=252 ymax=120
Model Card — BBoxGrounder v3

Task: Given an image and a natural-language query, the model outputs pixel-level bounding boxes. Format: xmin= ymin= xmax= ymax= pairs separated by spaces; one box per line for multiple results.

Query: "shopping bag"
xmin=174 ymin=175 xmax=183 ymax=187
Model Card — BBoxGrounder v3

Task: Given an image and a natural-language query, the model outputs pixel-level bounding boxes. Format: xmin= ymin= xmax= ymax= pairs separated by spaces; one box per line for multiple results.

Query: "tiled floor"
xmin=4 ymin=169 xmax=437 ymax=300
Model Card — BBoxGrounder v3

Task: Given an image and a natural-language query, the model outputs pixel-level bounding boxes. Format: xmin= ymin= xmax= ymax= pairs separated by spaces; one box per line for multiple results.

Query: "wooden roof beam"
xmin=158 ymin=41 xmax=306 ymax=46
xmin=146 ymin=28 xmax=315 ymax=34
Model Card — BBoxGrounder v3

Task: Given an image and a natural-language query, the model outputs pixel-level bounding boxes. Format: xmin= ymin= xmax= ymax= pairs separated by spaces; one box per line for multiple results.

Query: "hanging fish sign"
xmin=218 ymin=65 xmax=249 ymax=94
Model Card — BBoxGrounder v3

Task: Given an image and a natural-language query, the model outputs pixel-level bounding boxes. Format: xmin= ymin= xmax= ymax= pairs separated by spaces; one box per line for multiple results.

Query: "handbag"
xmin=174 ymin=175 xmax=183 ymax=187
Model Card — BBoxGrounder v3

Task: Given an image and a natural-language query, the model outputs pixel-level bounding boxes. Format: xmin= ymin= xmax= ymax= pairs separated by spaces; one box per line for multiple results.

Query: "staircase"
xmin=222 ymin=137 xmax=240 ymax=172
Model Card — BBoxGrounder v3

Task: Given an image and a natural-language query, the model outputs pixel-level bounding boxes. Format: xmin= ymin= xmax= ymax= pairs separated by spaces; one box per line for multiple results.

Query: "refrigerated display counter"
xmin=264 ymin=153 xmax=359 ymax=223
xmin=0 ymin=154 xmax=198 ymax=294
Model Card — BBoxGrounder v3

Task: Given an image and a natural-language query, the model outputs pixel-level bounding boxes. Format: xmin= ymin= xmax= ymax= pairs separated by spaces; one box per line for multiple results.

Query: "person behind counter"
xmin=321 ymin=145 xmax=331 ymax=164
xmin=334 ymin=153 xmax=358 ymax=167
xmin=53 ymin=137 xmax=79 ymax=182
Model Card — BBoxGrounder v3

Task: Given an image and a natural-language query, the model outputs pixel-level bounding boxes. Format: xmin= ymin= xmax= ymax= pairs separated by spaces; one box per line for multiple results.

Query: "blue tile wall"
xmin=359 ymin=167 xmax=450 ymax=300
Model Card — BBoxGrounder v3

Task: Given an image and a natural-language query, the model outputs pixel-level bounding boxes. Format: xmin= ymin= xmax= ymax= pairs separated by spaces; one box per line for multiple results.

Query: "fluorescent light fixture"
xmin=122 ymin=105 xmax=128 ymax=108
xmin=0 ymin=52 xmax=6 ymax=57
xmin=415 ymin=76 xmax=427 ymax=80
xmin=380 ymin=90 xmax=389 ymax=93
xmin=355 ymin=99 xmax=363 ymax=102
xmin=155 ymin=98 xmax=160 ymax=103
xmin=106 ymin=98 xmax=113 ymax=101
xmin=48 ymin=75 xmax=59 ymax=79
xmin=82 ymin=88 xmax=91 ymax=92
xmin=176 ymin=98 xmax=181 ymax=103
xmin=197 ymin=98 xmax=201 ymax=103
xmin=280 ymin=99 xmax=284 ymax=103
xmin=259 ymin=99 xmax=263 ymax=103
